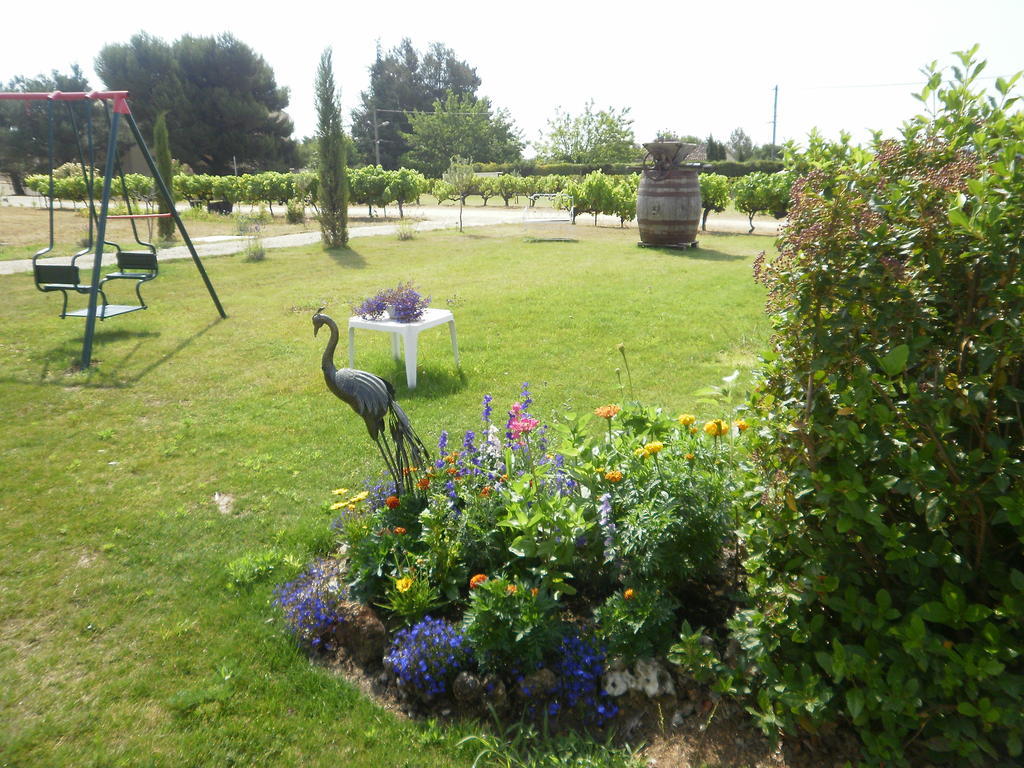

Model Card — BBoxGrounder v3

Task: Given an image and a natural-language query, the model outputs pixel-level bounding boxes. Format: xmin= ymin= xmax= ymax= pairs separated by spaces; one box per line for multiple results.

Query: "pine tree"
xmin=153 ymin=112 xmax=175 ymax=241
xmin=315 ymin=48 xmax=348 ymax=249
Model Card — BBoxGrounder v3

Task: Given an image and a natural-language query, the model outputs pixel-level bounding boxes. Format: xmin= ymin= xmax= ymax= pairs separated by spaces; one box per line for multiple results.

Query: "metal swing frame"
xmin=0 ymin=90 xmax=227 ymax=367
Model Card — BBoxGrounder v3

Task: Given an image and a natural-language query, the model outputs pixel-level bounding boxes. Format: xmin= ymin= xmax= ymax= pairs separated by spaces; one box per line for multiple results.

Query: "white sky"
xmin=3 ymin=0 xmax=1023 ymax=155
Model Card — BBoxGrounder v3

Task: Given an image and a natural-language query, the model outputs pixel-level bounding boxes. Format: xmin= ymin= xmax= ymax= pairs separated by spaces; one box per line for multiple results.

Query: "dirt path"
xmin=0 ymin=202 xmax=780 ymax=276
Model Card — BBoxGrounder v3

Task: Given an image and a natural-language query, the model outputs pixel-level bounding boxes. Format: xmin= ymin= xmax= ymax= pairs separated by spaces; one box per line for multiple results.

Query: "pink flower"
xmin=509 ymin=415 xmax=540 ymax=440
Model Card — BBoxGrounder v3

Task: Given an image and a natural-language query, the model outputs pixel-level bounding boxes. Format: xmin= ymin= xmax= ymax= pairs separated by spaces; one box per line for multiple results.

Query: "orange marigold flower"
xmin=685 ymin=453 xmax=696 ymax=461
xmin=624 ymin=588 xmax=636 ymax=600
xmin=594 ymin=404 xmax=621 ymax=419
xmin=677 ymin=413 xmax=696 ymax=426
xmin=444 ymin=451 xmax=459 ymax=464
xmin=530 ymin=587 xmax=539 ymax=597
xmin=499 ymin=474 xmax=509 ymax=483
xmin=480 ymin=486 xmax=493 ymax=498
xmin=385 ymin=495 xmax=400 ymax=509
xmin=689 ymin=426 xmax=698 ymax=435
xmin=734 ymin=419 xmax=748 ymax=432
xmin=393 ymin=526 xmax=407 ymax=535
xmin=417 ymin=477 xmax=430 ymax=490
xmin=506 ymin=584 xmax=518 ymax=595
xmin=447 ymin=467 xmax=459 ymax=476
xmin=703 ymin=419 xmax=729 ymax=437
xmin=469 ymin=574 xmax=488 ymax=589
xmin=643 ymin=441 xmax=664 ymax=455
xmin=604 ymin=470 xmax=624 ymax=483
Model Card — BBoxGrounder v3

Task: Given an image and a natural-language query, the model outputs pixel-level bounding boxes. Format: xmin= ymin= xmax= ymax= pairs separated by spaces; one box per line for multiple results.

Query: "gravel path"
xmin=0 ymin=203 xmax=780 ymax=276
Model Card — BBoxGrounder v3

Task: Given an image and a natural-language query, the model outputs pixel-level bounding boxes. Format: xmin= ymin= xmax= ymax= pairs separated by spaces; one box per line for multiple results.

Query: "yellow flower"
xmin=685 ymin=453 xmax=696 ymax=461
xmin=331 ymin=487 xmax=350 ymax=495
xmin=604 ymin=470 xmax=624 ymax=483
xmin=734 ymin=419 xmax=748 ymax=433
xmin=703 ymin=419 xmax=729 ymax=437
xmin=643 ymin=441 xmax=664 ymax=455
xmin=689 ymin=426 xmax=698 ymax=435
xmin=624 ymin=588 xmax=635 ymax=600
xmin=348 ymin=491 xmax=369 ymax=504
xmin=395 ymin=577 xmax=413 ymax=593
xmin=330 ymin=500 xmax=347 ymax=510
xmin=944 ymin=372 xmax=960 ymax=390
xmin=677 ymin=414 xmax=696 ymax=427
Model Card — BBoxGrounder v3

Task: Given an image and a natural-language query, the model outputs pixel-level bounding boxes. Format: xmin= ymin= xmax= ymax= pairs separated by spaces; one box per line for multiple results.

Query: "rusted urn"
xmin=637 ymin=141 xmax=702 ymax=248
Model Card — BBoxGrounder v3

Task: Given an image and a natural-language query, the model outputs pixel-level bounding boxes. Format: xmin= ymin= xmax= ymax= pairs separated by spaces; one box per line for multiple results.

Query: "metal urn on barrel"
xmin=637 ymin=141 xmax=701 ymax=248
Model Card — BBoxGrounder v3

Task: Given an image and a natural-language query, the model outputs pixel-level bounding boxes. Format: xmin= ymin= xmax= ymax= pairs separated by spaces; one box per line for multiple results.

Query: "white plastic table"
xmin=347 ymin=307 xmax=460 ymax=389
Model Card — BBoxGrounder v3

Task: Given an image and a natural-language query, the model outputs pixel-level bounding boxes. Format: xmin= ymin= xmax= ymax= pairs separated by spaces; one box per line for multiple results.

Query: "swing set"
xmin=0 ymin=90 xmax=226 ymax=367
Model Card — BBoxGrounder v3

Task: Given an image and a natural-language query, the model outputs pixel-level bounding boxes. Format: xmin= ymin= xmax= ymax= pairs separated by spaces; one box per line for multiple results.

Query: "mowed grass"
xmin=0 ymin=222 xmax=774 ymax=766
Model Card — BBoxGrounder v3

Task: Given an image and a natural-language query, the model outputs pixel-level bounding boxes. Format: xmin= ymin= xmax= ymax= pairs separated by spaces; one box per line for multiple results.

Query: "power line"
xmin=790 ymin=75 xmax=1001 ymax=91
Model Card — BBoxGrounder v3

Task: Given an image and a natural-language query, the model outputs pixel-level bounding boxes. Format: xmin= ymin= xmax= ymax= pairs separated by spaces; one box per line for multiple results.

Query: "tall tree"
xmin=350 ymin=39 xmax=481 ymax=169
xmin=96 ymin=32 xmax=297 ymax=173
xmin=727 ymin=127 xmax=754 ymax=161
xmin=705 ymin=134 xmax=727 ymax=161
xmin=402 ymin=93 xmax=522 ymax=177
xmin=315 ymin=48 xmax=348 ymax=249
xmin=0 ymin=65 xmax=92 ymax=194
xmin=153 ymin=112 xmax=175 ymax=241
xmin=534 ymin=101 xmax=639 ymax=165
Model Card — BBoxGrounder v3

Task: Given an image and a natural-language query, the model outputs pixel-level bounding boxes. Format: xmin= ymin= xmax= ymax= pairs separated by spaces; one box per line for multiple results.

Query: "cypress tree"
xmin=153 ymin=112 xmax=176 ymax=241
xmin=315 ymin=48 xmax=348 ymax=248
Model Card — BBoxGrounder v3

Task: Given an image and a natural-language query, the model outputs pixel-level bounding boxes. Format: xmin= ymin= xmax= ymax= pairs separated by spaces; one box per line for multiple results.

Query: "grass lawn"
xmin=0 ymin=222 xmax=774 ymax=766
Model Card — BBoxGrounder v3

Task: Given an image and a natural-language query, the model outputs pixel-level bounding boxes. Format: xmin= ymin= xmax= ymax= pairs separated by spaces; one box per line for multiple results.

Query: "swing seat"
xmin=100 ymin=249 xmax=158 ymax=309
xmin=33 ymin=260 xmax=113 ymax=319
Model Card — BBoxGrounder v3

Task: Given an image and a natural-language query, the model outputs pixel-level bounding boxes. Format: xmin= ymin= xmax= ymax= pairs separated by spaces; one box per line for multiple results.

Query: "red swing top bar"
xmin=0 ymin=90 xmax=132 ymax=114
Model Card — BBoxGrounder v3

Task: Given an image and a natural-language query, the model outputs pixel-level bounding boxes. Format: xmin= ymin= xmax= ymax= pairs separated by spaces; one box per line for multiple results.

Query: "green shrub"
xmin=698 ymin=172 xmax=730 ymax=230
xmin=594 ymin=586 xmax=679 ymax=660
xmin=462 ymin=576 xmax=562 ymax=673
xmin=702 ymin=159 xmax=784 ymax=177
xmin=734 ymin=49 xmax=1024 ymax=766
xmin=285 ymin=198 xmax=305 ymax=224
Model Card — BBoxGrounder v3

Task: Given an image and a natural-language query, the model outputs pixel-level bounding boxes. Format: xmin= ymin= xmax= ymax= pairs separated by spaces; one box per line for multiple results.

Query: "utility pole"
xmin=771 ymin=85 xmax=779 ymax=159
xmin=373 ymin=106 xmax=381 ymax=166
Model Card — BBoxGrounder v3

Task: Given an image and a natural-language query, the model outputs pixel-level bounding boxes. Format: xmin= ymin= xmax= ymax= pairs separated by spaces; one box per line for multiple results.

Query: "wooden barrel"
xmin=637 ymin=166 xmax=701 ymax=247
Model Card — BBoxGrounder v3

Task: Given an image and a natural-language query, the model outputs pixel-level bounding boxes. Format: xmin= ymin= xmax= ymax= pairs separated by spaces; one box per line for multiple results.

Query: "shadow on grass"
xmin=9 ymin=319 xmax=224 ymax=388
xmin=382 ymin=363 xmax=469 ymax=401
xmin=638 ymin=243 xmax=748 ymax=262
xmin=326 ymin=245 xmax=367 ymax=269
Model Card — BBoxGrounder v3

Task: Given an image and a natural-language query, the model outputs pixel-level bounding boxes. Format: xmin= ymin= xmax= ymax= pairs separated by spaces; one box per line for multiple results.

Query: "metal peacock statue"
xmin=312 ymin=308 xmax=429 ymax=494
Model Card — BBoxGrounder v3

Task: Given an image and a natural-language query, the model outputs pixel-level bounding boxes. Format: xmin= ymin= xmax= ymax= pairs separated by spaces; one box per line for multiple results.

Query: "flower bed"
xmin=277 ymin=386 xmax=747 ymax=727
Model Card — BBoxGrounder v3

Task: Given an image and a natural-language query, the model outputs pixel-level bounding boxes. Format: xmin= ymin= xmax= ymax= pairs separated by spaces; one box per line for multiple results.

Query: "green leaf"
xmin=1010 ymin=569 xmax=1024 ymax=591
xmin=964 ymin=604 xmax=991 ymax=623
xmin=1008 ymin=731 xmax=1022 ymax=757
xmin=918 ymin=601 xmax=952 ymax=624
xmin=880 ymin=344 xmax=910 ymax=376
xmin=876 ymin=589 xmax=892 ymax=612
xmin=942 ymin=581 xmax=966 ymax=619
xmin=846 ymin=688 xmax=864 ymax=720
xmin=957 ymin=701 xmax=979 ymax=717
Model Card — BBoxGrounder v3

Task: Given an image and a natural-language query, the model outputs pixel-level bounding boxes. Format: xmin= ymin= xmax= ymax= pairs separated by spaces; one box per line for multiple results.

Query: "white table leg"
xmin=448 ymin=319 xmax=460 ymax=367
xmin=403 ymin=329 xmax=418 ymax=388
xmin=348 ymin=326 xmax=356 ymax=368
xmin=390 ymin=332 xmax=401 ymax=361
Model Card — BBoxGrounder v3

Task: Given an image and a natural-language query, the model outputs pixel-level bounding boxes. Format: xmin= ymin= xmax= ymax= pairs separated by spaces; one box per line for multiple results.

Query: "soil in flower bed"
xmin=314 ymin=615 xmax=860 ymax=768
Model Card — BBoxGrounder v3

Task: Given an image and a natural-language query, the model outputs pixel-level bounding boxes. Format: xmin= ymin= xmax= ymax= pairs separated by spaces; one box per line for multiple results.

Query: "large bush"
xmin=733 ymin=50 xmax=1024 ymax=765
